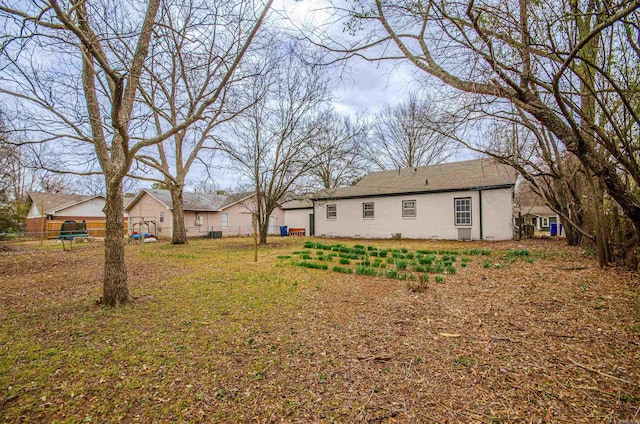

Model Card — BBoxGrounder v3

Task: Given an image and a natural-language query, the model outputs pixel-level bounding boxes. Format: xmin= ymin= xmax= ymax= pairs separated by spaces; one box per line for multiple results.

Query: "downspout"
xmin=312 ymin=201 xmax=316 ymax=236
xmin=478 ymin=190 xmax=483 ymax=240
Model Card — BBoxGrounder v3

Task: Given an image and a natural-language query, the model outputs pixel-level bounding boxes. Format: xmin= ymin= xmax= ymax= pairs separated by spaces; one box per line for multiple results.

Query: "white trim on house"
xmin=313 ymin=187 xmax=514 ymax=240
xmin=326 ymin=204 xmax=336 ymax=219
xmin=221 ymin=213 xmax=228 ymax=229
xmin=311 ymin=159 xmax=517 ymax=240
xmin=402 ymin=200 xmax=416 ymax=218
xmin=48 ymin=195 xmax=106 ymax=215
xmin=362 ymin=202 xmax=374 ymax=219
xmin=454 ymin=197 xmax=472 ymax=227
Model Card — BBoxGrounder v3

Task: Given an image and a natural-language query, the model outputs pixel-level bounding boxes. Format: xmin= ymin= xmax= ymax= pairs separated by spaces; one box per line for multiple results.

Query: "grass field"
xmin=1 ymin=237 xmax=639 ymax=422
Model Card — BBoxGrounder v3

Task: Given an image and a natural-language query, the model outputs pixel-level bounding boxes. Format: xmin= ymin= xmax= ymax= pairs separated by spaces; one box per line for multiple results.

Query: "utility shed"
xmin=281 ymin=199 xmax=314 ymax=236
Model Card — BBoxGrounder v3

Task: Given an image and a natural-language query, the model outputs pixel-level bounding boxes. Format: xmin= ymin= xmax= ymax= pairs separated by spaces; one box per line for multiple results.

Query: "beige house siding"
xmin=184 ymin=211 xmax=218 ymax=237
xmin=56 ymin=198 xmax=106 ymax=217
xmin=284 ymin=208 xmax=313 ymax=235
xmin=269 ymin=207 xmax=285 ymax=234
xmin=126 ymin=191 xmax=285 ymax=238
xmin=27 ymin=197 xmax=105 ymax=218
xmin=314 ymin=187 xmax=514 ymax=240
xmin=126 ymin=193 xmax=172 ymax=238
xmin=222 ymin=199 xmax=255 ymax=236
xmin=480 ymin=188 xmax=515 ymax=240
xmin=214 ymin=201 xmax=285 ymax=236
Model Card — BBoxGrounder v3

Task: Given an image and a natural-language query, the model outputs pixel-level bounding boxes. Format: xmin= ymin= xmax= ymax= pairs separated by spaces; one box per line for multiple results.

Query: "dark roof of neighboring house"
xmin=125 ymin=189 xmax=254 ymax=212
xmin=280 ymin=199 xmax=313 ymax=210
xmin=516 ymin=205 xmax=557 ymax=217
xmin=27 ymin=192 xmax=104 ymax=215
xmin=312 ymin=158 xmax=517 ymax=200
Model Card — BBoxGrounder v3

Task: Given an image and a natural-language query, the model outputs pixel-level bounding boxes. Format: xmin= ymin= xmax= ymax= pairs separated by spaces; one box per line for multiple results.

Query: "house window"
xmin=326 ymin=204 xmax=337 ymax=219
xmin=541 ymin=217 xmax=549 ymax=227
xmin=402 ymin=200 xmax=416 ymax=218
xmin=159 ymin=212 xmax=164 ymax=223
xmin=221 ymin=213 xmax=228 ymax=229
xmin=363 ymin=202 xmax=375 ymax=219
xmin=454 ymin=197 xmax=471 ymax=226
xmin=195 ymin=213 xmax=201 ymax=226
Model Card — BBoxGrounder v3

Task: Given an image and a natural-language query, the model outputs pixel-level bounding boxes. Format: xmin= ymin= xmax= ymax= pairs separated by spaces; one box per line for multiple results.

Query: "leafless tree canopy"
xmin=220 ymin=42 xmax=331 ymax=244
xmin=0 ymin=0 xmax=273 ymax=304
xmin=132 ymin=0 xmax=273 ymax=244
xmin=311 ymin=0 xmax=640 ymax=261
xmin=306 ymin=109 xmax=367 ymax=189
xmin=364 ymin=92 xmax=457 ymax=170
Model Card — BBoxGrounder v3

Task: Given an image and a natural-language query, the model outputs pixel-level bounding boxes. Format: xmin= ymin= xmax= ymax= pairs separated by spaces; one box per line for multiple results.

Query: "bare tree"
xmin=0 ymin=111 xmax=73 ymax=230
xmin=306 ymin=109 xmax=366 ymax=189
xmin=0 ymin=0 xmax=272 ymax=305
xmin=318 ymin=0 xmax=640 ymax=259
xmin=0 ymin=1 xmax=164 ymax=305
xmin=134 ymin=0 xmax=272 ymax=244
xmin=220 ymin=44 xmax=331 ymax=244
xmin=365 ymin=92 xmax=457 ymax=170
xmin=0 ymin=113 xmax=26 ymax=232
xmin=455 ymin=109 xmax=592 ymax=245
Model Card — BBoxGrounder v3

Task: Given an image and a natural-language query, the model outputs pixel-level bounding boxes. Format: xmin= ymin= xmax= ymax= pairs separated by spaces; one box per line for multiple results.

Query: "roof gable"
xmin=125 ymin=189 xmax=255 ymax=212
xmin=312 ymin=158 xmax=517 ymax=200
xmin=219 ymin=192 xmax=254 ymax=210
xmin=27 ymin=192 xmax=98 ymax=214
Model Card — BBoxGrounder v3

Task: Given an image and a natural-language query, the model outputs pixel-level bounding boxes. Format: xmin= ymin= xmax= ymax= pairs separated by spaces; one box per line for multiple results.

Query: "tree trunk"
xmin=259 ymin=217 xmax=268 ymax=245
xmin=170 ymin=186 xmax=188 ymax=244
xmin=586 ymin=173 xmax=610 ymax=267
xmin=564 ymin=224 xmax=581 ymax=246
xmin=101 ymin=178 xmax=130 ymax=306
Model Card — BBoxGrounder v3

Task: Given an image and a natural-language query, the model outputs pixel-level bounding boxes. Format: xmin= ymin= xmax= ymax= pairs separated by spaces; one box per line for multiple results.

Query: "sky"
xmin=274 ymin=0 xmax=421 ymax=116
xmin=1 ymin=0 xmax=466 ymax=195
xmin=189 ymin=0 xmax=434 ymax=191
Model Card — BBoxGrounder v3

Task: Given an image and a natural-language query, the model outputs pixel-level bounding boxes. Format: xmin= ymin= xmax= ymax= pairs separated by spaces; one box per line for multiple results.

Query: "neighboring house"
xmin=124 ymin=189 xmax=285 ymax=239
xmin=312 ymin=158 xmax=517 ymax=240
xmin=515 ymin=205 xmax=562 ymax=235
xmin=281 ymin=199 xmax=314 ymax=236
xmin=25 ymin=192 xmax=107 ymax=235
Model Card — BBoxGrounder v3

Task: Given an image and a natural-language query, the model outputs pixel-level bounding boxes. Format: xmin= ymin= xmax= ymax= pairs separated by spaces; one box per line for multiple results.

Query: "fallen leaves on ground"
xmin=0 ymin=237 xmax=638 ymax=423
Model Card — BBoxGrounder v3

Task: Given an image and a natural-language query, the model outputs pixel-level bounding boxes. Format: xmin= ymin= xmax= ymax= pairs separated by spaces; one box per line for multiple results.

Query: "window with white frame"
xmin=454 ymin=197 xmax=471 ymax=226
xmin=195 ymin=213 xmax=201 ymax=226
xmin=326 ymin=204 xmax=337 ymax=219
xmin=402 ymin=200 xmax=416 ymax=217
xmin=363 ymin=202 xmax=375 ymax=218
xmin=221 ymin=213 xmax=228 ymax=229
xmin=159 ymin=212 xmax=164 ymax=223
xmin=541 ymin=217 xmax=549 ymax=227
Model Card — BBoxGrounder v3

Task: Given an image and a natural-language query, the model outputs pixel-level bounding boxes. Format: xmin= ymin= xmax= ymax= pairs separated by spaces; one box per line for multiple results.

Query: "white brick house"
xmin=312 ymin=158 xmax=517 ymax=240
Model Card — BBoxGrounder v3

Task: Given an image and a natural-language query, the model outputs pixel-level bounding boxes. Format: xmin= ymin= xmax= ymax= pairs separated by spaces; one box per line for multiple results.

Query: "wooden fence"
xmin=45 ymin=220 xmax=128 ymax=239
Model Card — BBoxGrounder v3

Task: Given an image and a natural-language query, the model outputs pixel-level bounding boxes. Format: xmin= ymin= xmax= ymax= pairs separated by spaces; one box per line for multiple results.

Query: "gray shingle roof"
xmin=135 ymin=189 xmax=254 ymax=212
xmin=517 ymin=205 xmax=556 ymax=217
xmin=280 ymin=199 xmax=313 ymax=210
xmin=28 ymin=192 xmax=98 ymax=214
xmin=312 ymin=158 xmax=517 ymax=200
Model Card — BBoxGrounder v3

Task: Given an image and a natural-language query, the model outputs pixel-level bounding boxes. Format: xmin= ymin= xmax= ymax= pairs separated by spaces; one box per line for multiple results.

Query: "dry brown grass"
xmin=0 ymin=237 xmax=639 ymax=423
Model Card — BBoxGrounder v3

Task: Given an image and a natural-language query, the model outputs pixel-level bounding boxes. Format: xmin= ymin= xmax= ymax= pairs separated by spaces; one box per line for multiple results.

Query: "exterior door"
xmin=269 ymin=216 xmax=276 ymax=234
